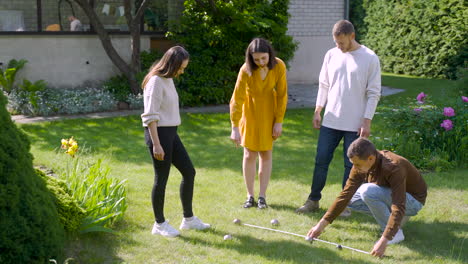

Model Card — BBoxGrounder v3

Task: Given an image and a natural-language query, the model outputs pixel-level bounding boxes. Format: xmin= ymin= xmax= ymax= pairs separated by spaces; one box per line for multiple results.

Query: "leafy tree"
xmin=168 ymin=0 xmax=298 ymax=106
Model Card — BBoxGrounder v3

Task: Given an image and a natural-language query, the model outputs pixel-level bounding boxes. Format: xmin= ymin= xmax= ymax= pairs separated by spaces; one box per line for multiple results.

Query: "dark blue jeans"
xmin=308 ymin=126 xmax=359 ymax=201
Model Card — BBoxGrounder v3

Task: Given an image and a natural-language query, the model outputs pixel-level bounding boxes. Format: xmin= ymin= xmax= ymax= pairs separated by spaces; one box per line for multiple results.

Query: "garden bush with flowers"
xmin=378 ymin=92 xmax=468 ymax=171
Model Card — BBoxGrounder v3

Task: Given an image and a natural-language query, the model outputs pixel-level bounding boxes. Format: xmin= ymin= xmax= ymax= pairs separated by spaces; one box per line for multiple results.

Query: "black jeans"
xmin=145 ymin=126 xmax=195 ymax=223
xmin=308 ymin=126 xmax=359 ymax=201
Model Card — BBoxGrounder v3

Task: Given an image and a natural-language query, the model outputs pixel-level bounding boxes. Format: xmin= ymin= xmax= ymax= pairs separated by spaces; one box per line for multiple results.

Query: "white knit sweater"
xmin=316 ymin=45 xmax=381 ymax=132
xmin=141 ymin=75 xmax=181 ymax=127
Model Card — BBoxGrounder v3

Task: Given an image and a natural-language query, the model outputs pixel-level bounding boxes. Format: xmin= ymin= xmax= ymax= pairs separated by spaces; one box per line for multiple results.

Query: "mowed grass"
xmin=20 ymin=74 xmax=467 ymax=264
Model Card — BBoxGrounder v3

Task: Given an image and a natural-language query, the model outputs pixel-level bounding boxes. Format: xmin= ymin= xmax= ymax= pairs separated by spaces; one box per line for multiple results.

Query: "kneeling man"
xmin=306 ymin=137 xmax=427 ymax=257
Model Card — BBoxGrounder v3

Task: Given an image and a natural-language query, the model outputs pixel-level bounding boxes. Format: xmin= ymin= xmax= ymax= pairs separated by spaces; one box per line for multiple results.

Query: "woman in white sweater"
xmin=141 ymin=46 xmax=210 ymax=237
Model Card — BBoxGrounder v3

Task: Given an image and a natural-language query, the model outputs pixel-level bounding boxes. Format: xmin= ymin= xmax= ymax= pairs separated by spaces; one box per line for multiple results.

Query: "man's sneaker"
xmin=243 ymin=196 xmax=255 ymax=208
xmin=179 ymin=216 xmax=211 ymax=230
xmin=257 ymin=197 xmax=268 ymax=209
xmin=339 ymin=207 xmax=352 ymax=217
xmin=295 ymin=200 xmax=319 ymax=214
xmin=387 ymin=229 xmax=405 ymax=244
xmin=152 ymin=221 xmax=180 ymax=237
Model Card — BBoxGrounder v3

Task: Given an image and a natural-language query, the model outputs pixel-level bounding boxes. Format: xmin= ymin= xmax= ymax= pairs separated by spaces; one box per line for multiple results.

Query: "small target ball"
xmin=305 ymin=236 xmax=313 ymax=243
xmin=336 ymin=245 xmax=343 ymax=250
xmin=233 ymin=218 xmax=241 ymax=225
xmin=270 ymin=219 xmax=279 ymax=226
xmin=224 ymin=234 xmax=232 ymax=240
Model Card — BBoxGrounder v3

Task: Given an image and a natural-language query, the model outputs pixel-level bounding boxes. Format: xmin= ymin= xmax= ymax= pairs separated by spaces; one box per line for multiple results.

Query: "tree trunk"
xmin=72 ymin=0 xmax=150 ymax=95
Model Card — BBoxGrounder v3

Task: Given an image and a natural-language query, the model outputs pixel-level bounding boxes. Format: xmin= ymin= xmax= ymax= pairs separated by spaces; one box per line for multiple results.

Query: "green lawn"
xmin=20 ymin=74 xmax=467 ymax=264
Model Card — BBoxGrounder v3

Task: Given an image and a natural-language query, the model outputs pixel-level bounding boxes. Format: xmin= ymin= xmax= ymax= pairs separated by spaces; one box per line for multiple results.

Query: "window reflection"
xmin=41 ymin=0 xmax=88 ymax=31
xmin=0 ymin=0 xmax=36 ymax=31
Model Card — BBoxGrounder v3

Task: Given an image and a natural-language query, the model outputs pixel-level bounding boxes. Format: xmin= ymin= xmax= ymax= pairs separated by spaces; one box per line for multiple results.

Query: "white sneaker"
xmin=339 ymin=208 xmax=352 ymax=217
xmin=388 ymin=229 xmax=405 ymax=244
xmin=152 ymin=221 xmax=180 ymax=237
xmin=179 ymin=216 xmax=211 ymax=230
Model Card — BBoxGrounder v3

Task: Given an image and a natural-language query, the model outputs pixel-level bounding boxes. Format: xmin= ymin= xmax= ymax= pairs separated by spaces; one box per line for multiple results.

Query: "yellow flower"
xmin=66 ymin=147 xmax=76 ymax=157
xmin=61 ymin=137 xmax=79 ymax=157
xmin=61 ymin=139 xmax=69 ymax=149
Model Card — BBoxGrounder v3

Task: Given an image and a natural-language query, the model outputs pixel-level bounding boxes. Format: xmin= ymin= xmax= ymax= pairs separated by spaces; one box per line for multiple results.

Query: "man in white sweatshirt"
xmin=296 ymin=20 xmax=381 ymax=214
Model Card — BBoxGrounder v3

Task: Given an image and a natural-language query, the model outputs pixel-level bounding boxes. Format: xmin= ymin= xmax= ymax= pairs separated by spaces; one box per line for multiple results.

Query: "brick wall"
xmin=287 ymin=0 xmax=345 ymax=37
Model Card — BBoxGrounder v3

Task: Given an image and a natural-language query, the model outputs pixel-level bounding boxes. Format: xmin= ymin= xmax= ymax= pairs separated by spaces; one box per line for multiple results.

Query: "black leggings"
xmin=145 ymin=126 xmax=195 ymax=223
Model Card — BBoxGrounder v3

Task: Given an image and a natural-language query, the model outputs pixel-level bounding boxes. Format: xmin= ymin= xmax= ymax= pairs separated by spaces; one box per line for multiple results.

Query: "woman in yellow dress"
xmin=230 ymin=38 xmax=288 ymax=209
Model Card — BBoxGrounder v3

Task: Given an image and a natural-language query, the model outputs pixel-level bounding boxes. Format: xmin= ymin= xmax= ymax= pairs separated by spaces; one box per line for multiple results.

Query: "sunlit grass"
xmin=19 ymin=74 xmax=467 ymax=263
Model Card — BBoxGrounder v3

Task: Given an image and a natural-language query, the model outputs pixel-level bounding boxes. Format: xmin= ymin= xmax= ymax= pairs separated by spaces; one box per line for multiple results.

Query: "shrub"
xmin=377 ymin=92 xmax=467 ymax=171
xmin=0 ymin=89 xmax=64 ymax=262
xmin=36 ymin=169 xmax=86 ymax=233
xmin=355 ymin=0 xmax=467 ymax=79
xmin=168 ymin=0 xmax=298 ymax=106
xmin=57 ymin=138 xmax=127 ymax=233
xmin=103 ymin=49 xmax=162 ymax=104
xmin=7 ymin=87 xmax=117 ymax=116
xmin=0 ymin=59 xmax=28 ymax=94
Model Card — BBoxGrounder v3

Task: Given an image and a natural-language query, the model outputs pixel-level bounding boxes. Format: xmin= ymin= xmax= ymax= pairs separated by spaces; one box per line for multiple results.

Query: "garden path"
xmin=11 ymin=83 xmax=403 ymax=124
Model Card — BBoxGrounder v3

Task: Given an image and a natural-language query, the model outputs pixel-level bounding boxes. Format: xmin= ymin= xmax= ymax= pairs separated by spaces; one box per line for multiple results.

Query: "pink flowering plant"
xmin=379 ymin=92 xmax=467 ymax=171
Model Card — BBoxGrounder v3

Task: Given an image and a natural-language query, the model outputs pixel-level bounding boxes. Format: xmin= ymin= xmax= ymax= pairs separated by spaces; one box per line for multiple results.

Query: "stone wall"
xmin=287 ymin=0 xmax=345 ymax=83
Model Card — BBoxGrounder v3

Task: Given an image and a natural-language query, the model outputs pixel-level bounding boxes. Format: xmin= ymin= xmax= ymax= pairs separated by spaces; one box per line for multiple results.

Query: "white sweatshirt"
xmin=316 ymin=45 xmax=381 ymax=132
xmin=141 ymin=75 xmax=181 ymax=127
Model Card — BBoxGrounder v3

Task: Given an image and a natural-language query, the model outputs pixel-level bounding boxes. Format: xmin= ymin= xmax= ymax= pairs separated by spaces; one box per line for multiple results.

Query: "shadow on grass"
xmin=179 ymin=228 xmax=375 ymax=264
xmin=399 ymin=220 xmax=467 ymax=263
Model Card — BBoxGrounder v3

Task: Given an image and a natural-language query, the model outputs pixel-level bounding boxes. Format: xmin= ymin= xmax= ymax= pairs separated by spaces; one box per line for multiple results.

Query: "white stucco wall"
xmin=287 ymin=0 xmax=345 ymax=84
xmin=0 ymin=35 xmax=150 ymax=88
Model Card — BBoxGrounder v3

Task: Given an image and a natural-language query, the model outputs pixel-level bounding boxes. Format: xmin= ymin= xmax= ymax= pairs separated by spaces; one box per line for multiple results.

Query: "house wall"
xmin=287 ymin=0 xmax=345 ymax=84
xmin=0 ymin=35 xmax=150 ymax=88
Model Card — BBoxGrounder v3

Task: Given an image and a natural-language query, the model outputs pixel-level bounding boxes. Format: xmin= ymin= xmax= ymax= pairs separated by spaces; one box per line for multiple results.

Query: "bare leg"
xmin=258 ymin=150 xmax=272 ymax=198
xmin=243 ymin=148 xmax=258 ymax=197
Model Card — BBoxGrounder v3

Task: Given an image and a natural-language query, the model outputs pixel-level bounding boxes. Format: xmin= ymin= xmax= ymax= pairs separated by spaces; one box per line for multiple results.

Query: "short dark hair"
xmin=245 ymin=38 xmax=277 ymax=73
xmin=333 ymin=20 xmax=355 ymax=36
xmin=347 ymin=138 xmax=377 ymax=160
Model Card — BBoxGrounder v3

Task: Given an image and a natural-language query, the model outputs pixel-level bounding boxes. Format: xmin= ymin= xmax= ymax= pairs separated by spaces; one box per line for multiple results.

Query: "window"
xmin=41 ymin=0 xmax=89 ymax=31
xmin=0 ymin=0 xmax=175 ymax=34
xmin=0 ymin=0 xmax=37 ymax=31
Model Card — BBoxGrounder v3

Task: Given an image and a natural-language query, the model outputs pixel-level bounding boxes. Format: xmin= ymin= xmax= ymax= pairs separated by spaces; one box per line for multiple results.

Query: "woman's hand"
xmin=153 ymin=144 xmax=165 ymax=161
xmin=272 ymin=123 xmax=283 ymax=140
xmin=230 ymin=127 xmax=241 ymax=147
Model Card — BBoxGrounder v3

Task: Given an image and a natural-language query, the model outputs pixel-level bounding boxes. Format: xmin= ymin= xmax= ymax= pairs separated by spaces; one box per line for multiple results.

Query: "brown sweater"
xmin=323 ymin=150 xmax=427 ymax=240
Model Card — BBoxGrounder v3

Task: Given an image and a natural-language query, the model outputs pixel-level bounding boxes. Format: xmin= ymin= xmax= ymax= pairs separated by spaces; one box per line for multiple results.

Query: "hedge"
xmin=352 ymin=0 xmax=467 ymax=79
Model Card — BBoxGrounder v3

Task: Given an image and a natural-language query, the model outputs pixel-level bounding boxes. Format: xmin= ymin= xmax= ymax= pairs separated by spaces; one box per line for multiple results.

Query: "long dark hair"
xmin=245 ymin=38 xmax=277 ymax=73
xmin=141 ymin=46 xmax=189 ymax=89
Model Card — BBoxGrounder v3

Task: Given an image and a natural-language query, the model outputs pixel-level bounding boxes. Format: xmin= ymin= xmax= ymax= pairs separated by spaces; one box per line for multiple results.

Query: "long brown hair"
xmin=141 ymin=46 xmax=189 ymax=89
xmin=245 ymin=38 xmax=277 ymax=73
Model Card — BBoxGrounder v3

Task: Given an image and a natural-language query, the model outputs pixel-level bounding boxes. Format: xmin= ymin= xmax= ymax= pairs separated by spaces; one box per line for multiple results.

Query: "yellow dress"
xmin=230 ymin=58 xmax=288 ymax=151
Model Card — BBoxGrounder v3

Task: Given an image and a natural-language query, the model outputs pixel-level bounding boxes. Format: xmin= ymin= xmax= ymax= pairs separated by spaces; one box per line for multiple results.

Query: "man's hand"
xmin=306 ymin=219 xmax=329 ymax=239
xmin=230 ymin=127 xmax=241 ymax=147
xmin=371 ymin=236 xmax=388 ymax=258
xmin=358 ymin=118 xmax=372 ymax=138
xmin=272 ymin=123 xmax=283 ymax=140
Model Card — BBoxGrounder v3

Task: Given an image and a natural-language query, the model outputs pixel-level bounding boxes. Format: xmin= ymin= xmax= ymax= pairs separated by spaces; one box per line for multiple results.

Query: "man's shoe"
xmin=179 ymin=216 xmax=211 ymax=230
xmin=257 ymin=197 xmax=268 ymax=209
xmin=243 ymin=196 xmax=255 ymax=208
xmin=152 ymin=221 xmax=180 ymax=237
xmin=339 ymin=207 xmax=352 ymax=217
xmin=387 ymin=229 xmax=405 ymax=244
xmin=295 ymin=200 xmax=319 ymax=213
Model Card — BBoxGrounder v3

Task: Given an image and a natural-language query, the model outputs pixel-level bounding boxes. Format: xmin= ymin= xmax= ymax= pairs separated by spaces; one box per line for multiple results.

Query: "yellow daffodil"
xmin=60 ymin=137 xmax=79 ymax=157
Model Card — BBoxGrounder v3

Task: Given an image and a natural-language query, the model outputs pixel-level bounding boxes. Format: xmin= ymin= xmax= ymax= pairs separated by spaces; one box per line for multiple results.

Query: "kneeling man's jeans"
xmin=348 ymin=183 xmax=423 ymax=231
